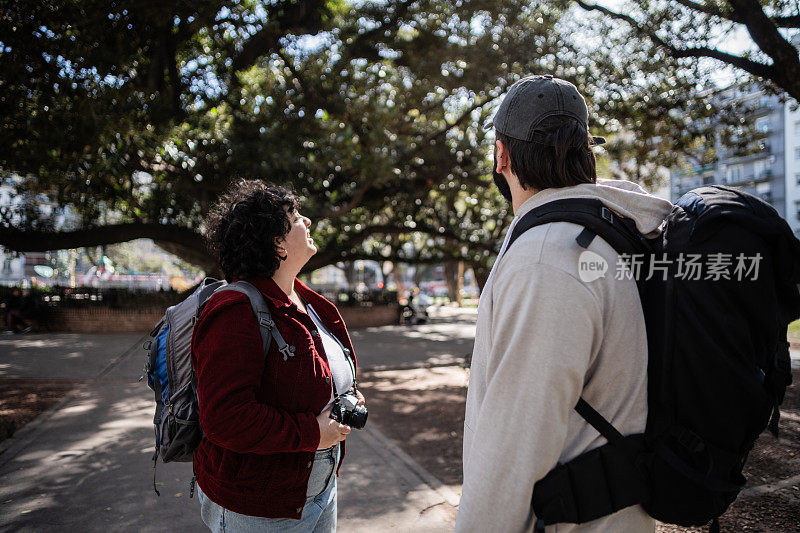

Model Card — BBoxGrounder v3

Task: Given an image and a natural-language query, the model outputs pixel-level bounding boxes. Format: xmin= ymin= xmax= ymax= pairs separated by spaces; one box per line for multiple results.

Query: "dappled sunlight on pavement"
xmin=0 ymin=320 xmax=473 ymax=531
xmin=0 ymin=333 xmax=145 ymax=379
xmin=0 ymin=381 xmax=199 ymax=532
xmin=339 ymin=429 xmax=456 ymax=532
xmin=349 ymin=308 xmax=477 ymax=370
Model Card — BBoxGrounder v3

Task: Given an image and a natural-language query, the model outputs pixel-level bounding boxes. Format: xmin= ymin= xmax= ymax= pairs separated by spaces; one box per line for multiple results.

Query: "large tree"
xmin=0 ymin=0 xmax=740 ymax=276
xmin=0 ymin=0 xmax=572 ymax=273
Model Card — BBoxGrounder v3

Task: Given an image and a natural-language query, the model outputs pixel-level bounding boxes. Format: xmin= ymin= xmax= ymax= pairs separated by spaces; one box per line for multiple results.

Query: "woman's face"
xmin=278 ymin=208 xmax=316 ymax=266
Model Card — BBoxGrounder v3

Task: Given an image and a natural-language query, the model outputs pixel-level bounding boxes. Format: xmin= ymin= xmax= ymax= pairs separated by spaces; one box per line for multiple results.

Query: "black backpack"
xmin=505 ymin=186 xmax=800 ymax=532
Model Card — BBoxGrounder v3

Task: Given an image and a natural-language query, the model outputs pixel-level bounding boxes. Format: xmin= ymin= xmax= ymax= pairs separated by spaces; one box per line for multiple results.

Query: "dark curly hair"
xmin=204 ymin=180 xmax=299 ymax=281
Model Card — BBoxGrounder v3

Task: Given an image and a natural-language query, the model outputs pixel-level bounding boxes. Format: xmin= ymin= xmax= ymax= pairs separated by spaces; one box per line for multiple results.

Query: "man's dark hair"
xmin=496 ymin=117 xmax=597 ymax=191
xmin=204 ymin=180 xmax=299 ymax=281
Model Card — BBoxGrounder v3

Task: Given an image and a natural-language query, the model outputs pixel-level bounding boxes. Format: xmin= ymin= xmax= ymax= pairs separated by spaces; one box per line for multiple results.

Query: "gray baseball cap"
xmin=485 ymin=74 xmax=605 ymax=146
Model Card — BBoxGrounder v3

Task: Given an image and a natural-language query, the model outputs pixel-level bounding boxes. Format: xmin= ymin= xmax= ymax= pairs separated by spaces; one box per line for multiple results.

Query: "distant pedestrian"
xmin=4 ymin=288 xmax=33 ymax=333
xmin=192 ymin=180 xmax=366 ymax=533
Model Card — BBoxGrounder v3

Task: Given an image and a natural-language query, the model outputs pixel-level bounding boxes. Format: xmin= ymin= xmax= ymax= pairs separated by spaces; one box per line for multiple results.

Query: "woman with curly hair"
xmin=191 ymin=179 xmax=364 ymax=532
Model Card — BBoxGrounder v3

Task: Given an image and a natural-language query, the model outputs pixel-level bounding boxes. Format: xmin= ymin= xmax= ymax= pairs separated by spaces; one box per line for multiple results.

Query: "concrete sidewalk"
xmin=0 ymin=332 xmax=458 ymax=532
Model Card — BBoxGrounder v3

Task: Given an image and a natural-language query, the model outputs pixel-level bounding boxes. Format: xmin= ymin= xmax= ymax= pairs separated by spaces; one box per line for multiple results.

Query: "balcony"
xmin=754 ymin=169 xmax=772 ymax=183
xmin=725 ymin=170 xmax=774 ymax=186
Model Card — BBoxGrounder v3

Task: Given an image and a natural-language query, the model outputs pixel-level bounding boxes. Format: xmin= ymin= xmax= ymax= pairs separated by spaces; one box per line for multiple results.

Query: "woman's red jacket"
xmin=191 ymin=276 xmax=358 ymax=518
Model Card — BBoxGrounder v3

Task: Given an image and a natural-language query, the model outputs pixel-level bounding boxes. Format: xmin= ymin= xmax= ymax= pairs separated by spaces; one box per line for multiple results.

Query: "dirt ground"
xmin=359 ymin=367 xmax=800 ymax=533
xmin=0 ymin=379 xmax=80 ymax=443
xmin=359 ymin=366 xmax=468 ymax=487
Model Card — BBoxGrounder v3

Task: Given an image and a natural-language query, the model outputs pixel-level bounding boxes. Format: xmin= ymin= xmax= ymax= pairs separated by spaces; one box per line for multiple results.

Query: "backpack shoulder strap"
xmin=195 ymin=278 xmax=226 ymax=306
xmin=507 ymin=197 xmax=650 ymax=258
xmin=216 ymin=281 xmax=294 ymax=360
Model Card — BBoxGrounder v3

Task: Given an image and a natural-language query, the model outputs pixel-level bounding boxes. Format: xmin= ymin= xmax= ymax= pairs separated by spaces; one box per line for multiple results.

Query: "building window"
xmin=795 ymin=121 xmax=800 ymax=136
xmin=796 ymin=201 xmax=800 ymax=222
xmin=725 ymin=164 xmax=743 ymax=183
xmin=753 ymin=159 xmax=767 ymax=179
xmin=796 ymin=147 xmax=800 ymax=161
xmin=796 ymin=173 xmax=800 ymax=185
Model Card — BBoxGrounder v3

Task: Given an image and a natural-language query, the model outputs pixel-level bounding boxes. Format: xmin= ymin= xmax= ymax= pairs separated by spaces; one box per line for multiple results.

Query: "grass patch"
xmin=789 ymin=319 xmax=800 ymax=342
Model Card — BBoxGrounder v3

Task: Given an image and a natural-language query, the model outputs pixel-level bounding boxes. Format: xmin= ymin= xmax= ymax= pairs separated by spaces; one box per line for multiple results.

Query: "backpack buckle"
xmin=674 ymin=427 xmax=705 ymax=454
xmin=279 ymin=344 xmax=295 ymax=361
xmin=258 ymin=313 xmax=275 ymax=330
xmin=601 ymin=206 xmax=614 ymax=223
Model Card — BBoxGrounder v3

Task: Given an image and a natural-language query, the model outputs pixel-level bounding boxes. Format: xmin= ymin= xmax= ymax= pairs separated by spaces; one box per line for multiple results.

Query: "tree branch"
xmin=672 ymin=1 xmax=800 ymax=27
xmin=728 ymin=0 xmax=800 ymax=89
xmin=574 ymin=1 xmax=779 ymax=91
xmin=315 ymin=177 xmax=377 ymax=219
xmin=0 ymin=222 xmax=218 ymax=272
xmin=333 ymin=0 xmax=418 ymax=69
xmin=230 ymin=0 xmax=326 ymax=73
xmin=420 ymin=93 xmax=501 ymax=145
xmin=772 ymin=14 xmax=800 ymax=28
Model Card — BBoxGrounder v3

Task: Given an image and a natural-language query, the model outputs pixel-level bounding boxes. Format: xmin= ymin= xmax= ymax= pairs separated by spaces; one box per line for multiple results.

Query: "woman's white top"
xmin=306 ymin=303 xmax=354 ymax=414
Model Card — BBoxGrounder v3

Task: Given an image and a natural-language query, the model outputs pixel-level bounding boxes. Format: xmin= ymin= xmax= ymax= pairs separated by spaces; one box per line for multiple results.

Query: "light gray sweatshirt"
xmin=456 ymin=179 xmax=673 ymax=533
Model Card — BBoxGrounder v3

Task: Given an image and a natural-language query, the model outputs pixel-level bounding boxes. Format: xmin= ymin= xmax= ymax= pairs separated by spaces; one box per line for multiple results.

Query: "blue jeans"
xmin=198 ymin=445 xmax=339 ymax=533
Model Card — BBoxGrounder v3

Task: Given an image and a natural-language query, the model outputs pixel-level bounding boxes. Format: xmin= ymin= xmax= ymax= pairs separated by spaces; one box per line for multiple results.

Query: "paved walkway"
xmin=0 ymin=309 xmax=475 ymax=532
xmin=4 ymin=311 xmax=795 ymax=532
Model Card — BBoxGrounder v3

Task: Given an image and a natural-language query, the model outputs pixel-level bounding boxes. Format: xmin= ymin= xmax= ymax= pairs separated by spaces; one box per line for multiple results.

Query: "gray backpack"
xmin=142 ymin=279 xmax=292 ymax=495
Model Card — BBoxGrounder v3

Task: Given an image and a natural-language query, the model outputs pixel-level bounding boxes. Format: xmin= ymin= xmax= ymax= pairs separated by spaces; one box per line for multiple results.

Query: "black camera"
xmin=329 ymin=390 xmax=368 ymax=429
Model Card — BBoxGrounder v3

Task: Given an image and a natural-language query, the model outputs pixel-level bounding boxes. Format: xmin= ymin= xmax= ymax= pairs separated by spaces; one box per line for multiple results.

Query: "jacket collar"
xmin=237 ymin=277 xmax=292 ymax=308
xmin=294 ymin=278 xmax=330 ymax=311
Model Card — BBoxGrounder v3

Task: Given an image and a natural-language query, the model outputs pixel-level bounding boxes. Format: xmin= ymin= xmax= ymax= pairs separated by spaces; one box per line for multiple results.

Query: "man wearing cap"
xmin=455 ymin=75 xmax=672 ymax=532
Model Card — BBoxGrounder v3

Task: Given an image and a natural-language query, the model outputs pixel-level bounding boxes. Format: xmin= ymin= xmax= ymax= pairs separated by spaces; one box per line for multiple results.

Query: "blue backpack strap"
xmin=216 ymin=281 xmax=294 ymax=360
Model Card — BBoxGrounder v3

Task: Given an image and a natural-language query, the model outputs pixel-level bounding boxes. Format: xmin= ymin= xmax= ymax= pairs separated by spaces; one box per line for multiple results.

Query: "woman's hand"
xmin=316 ymin=408 xmax=350 ymax=449
xmin=355 ymin=389 xmax=366 ymax=407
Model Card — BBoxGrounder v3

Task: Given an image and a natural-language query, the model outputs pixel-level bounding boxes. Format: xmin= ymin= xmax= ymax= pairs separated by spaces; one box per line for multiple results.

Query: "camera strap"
xmin=304 ymin=301 xmax=357 ymax=395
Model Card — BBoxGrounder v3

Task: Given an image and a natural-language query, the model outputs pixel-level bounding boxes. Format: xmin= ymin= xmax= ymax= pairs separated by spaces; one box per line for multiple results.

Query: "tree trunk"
xmin=413 ymin=265 xmax=423 ymax=287
xmin=471 ymin=263 xmax=490 ymax=294
xmin=342 ymin=261 xmax=357 ymax=291
xmin=444 ymin=260 xmax=465 ymax=306
xmin=393 ymin=264 xmax=404 ymax=300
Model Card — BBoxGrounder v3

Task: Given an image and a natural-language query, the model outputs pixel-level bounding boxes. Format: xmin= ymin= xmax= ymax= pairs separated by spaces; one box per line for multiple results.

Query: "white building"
xmin=784 ymin=101 xmax=800 ymax=236
xmin=671 ymin=35 xmax=800 ymax=237
xmin=671 ymin=86 xmax=799 ymax=236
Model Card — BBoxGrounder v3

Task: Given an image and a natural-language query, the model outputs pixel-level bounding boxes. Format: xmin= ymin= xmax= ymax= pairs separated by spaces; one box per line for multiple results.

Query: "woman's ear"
xmin=274 ymin=237 xmax=287 ymax=260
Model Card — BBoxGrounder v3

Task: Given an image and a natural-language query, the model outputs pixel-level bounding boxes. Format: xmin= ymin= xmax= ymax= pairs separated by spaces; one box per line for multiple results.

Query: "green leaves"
xmin=1 ymin=0 xmax=747 ymax=274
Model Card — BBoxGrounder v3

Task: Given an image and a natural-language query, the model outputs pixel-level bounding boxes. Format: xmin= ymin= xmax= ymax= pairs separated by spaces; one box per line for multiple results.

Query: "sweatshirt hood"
xmin=516 ymin=179 xmax=673 ymax=238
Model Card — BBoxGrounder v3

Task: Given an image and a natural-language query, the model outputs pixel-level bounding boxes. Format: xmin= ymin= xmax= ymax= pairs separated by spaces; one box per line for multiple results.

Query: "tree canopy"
xmin=0 ymin=0 xmax=757 ymax=275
